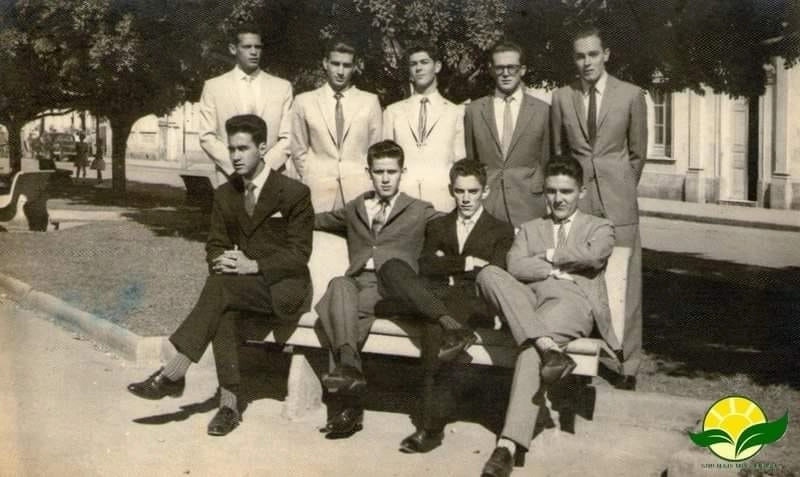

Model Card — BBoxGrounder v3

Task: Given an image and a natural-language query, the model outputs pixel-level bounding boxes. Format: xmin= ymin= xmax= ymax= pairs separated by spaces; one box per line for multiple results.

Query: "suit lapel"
xmin=461 ymin=210 xmax=488 ymax=256
xmin=404 ymin=97 xmax=421 ymax=145
xmin=596 ymin=75 xmax=617 ymax=131
xmin=383 ymin=192 xmax=413 ymax=229
xmin=340 ymin=88 xmax=359 ymax=145
xmin=479 ymin=98 xmax=502 ymax=154
xmin=444 ymin=211 xmax=460 ymax=255
xmin=424 ymin=96 xmax=444 ymax=142
xmin=506 ymin=94 xmax=534 ymax=159
xmin=316 ymin=88 xmax=338 ymax=148
xmin=355 ymin=193 xmax=371 ymax=230
xmin=537 ymin=218 xmax=555 ymax=250
xmin=570 ymin=81 xmax=590 ymax=144
xmin=244 ymin=172 xmax=282 ymax=236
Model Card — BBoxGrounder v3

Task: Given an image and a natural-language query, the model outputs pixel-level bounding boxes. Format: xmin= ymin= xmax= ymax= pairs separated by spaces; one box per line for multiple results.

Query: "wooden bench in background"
xmin=0 ymin=171 xmax=55 ymax=231
xmin=258 ymin=231 xmax=629 ymax=420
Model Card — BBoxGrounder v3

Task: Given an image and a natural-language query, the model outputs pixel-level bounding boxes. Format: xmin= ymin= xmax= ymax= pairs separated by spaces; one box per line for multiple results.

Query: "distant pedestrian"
xmin=74 ymin=133 xmax=90 ymax=179
xmin=90 ymin=144 xmax=105 ymax=184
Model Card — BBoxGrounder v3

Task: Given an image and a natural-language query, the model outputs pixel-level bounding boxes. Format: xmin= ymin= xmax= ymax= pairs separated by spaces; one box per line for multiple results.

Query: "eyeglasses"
xmin=493 ymin=65 xmax=522 ymax=75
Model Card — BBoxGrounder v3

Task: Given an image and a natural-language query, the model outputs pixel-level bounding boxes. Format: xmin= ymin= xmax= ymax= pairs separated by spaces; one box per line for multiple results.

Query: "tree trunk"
xmin=108 ymin=115 xmax=134 ymax=199
xmin=6 ymin=119 xmax=23 ymax=174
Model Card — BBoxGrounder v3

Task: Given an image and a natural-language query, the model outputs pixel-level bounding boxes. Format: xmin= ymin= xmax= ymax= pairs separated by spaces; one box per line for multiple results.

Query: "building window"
xmin=651 ymin=90 xmax=672 ymax=157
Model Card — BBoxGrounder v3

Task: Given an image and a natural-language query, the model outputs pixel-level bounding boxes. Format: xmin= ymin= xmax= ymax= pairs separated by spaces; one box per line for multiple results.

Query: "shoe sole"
xmin=399 ymin=440 xmax=442 ymax=454
xmin=323 ymin=423 xmax=363 ymax=439
xmin=127 ymin=387 xmax=184 ymax=400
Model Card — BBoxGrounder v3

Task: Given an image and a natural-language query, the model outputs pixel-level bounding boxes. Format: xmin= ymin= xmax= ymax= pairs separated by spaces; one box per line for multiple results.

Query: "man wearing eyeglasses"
xmin=464 ymin=40 xmax=550 ymax=227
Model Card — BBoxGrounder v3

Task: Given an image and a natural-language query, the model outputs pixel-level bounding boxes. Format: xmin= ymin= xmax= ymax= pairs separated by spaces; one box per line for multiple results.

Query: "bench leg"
xmin=281 ymin=352 xmax=323 ymax=421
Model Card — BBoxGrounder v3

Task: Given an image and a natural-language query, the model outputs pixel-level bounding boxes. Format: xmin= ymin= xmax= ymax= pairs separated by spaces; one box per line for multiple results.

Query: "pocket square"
xmin=270 ymin=211 xmax=284 ymax=218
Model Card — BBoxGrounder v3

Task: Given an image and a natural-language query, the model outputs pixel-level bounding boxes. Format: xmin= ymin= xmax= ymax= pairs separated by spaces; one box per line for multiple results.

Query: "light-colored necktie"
xmin=460 ymin=218 xmax=475 ymax=253
xmin=245 ymin=77 xmax=257 ymax=114
xmin=418 ymin=97 xmax=429 ymax=146
xmin=588 ymin=86 xmax=597 ymax=144
xmin=244 ymin=182 xmax=257 ymax=217
xmin=371 ymin=200 xmax=389 ymax=237
xmin=556 ymin=222 xmax=567 ymax=248
xmin=334 ymin=92 xmax=344 ymax=149
xmin=501 ymin=96 xmax=514 ymax=159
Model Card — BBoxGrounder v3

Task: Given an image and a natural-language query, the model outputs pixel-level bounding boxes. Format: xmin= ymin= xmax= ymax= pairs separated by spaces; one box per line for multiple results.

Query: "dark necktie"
xmin=244 ymin=182 xmax=257 ymax=217
xmin=334 ymin=92 xmax=344 ymax=149
xmin=501 ymin=96 xmax=514 ymax=159
xmin=556 ymin=222 xmax=567 ymax=248
xmin=418 ymin=97 xmax=429 ymax=146
xmin=587 ymin=86 xmax=597 ymax=144
xmin=371 ymin=200 xmax=389 ymax=237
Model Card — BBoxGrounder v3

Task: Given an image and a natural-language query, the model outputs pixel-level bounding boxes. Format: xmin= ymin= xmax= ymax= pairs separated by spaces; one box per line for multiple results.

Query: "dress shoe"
xmin=540 ymin=349 xmax=576 ymax=385
xmin=438 ymin=328 xmax=478 ymax=362
xmin=399 ymin=429 xmax=444 ymax=453
xmin=322 ymin=365 xmax=367 ymax=394
xmin=127 ymin=367 xmax=185 ymax=400
xmin=614 ymin=375 xmax=637 ymax=391
xmin=321 ymin=407 xmax=363 ymax=438
xmin=481 ymin=446 xmax=514 ymax=477
xmin=207 ymin=406 xmax=240 ymax=436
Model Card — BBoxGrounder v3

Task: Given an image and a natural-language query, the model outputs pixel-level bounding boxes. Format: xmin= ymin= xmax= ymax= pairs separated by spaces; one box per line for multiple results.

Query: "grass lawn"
xmin=1 ymin=179 xmax=797 ymax=474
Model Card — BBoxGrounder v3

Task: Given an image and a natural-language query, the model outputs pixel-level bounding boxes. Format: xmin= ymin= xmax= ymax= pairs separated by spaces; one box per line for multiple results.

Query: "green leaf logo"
xmin=689 ymin=396 xmax=789 ymax=462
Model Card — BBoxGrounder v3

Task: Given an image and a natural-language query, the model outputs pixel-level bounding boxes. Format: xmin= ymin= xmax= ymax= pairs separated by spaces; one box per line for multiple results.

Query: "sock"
xmin=161 ymin=352 xmax=191 ymax=381
xmin=497 ymin=437 xmax=517 ymax=454
xmin=438 ymin=315 xmax=462 ymax=331
xmin=534 ymin=336 xmax=559 ymax=353
xmin=338 ymin=345 xmax=360 ymax=370
xmin=220 ymin=386 xmax=238 ymax=412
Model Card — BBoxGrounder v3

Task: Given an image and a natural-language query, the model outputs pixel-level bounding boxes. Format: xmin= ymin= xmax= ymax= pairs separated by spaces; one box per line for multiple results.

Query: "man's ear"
xmin=480 ymin=186 xmax=491 ymax=200
xmin=228 ymin=43 xmax=237 ymax=56
xmin=448 ymin=184 xmax=455 ymax=197
xmin=258 ymin=142 xmax=268 ymax=157
xmin=578 ymin=185 xmax=587 ymax=200
xmin=434 ymin=61 xmax=442 ymax=75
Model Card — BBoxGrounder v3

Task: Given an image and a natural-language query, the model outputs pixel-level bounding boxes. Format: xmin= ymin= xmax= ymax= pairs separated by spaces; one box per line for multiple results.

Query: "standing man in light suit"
xmin=464 ymin=40 xmax=550 ymax=227
xmin=550 ymin=26 xmax=648 ymax=389
xmin=199 ymin=24 xmax=293 ymax=186
xmin=291 ymin=39 xmax=383 ymax=211
xmin=383 ymin=44 xmax=465 ymax=212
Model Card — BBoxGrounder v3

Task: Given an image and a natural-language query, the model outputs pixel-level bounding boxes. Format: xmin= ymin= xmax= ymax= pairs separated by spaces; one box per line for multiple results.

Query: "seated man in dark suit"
xmin=127 ymin=114 xmax=314 ymax=437
xmin=313 ymin=140 xmax=447 ymax=438
xmin=475 ymin=156 xmax=619 ymax=477
xmin=377 ymin=159 xmax=515 ymax=453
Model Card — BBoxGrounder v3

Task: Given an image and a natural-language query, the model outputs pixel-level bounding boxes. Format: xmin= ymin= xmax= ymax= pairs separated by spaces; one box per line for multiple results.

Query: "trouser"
xmin=169 ymin=274 xmax=278 ymax=389
xmin=476 ymin=265 xmax=594 ymax=449
xmin=615 ymin=224 xmax=642 ymax=376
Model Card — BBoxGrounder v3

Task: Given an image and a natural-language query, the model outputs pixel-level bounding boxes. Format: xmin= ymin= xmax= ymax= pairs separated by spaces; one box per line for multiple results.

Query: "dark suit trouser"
xmin=169 ymin=274 xmax=275 ymax=389
xmin=615 ymin=224 xmax=642 ymax=376
xmin=476 ymin=265 xmax=594 ymax=449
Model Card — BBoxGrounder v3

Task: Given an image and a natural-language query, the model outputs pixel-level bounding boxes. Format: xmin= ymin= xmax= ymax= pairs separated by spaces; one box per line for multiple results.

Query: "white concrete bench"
xmin=0 ymin=171 xmax=54 ymax=231
xmin=259 ymin=231 xmax=629 ymax=419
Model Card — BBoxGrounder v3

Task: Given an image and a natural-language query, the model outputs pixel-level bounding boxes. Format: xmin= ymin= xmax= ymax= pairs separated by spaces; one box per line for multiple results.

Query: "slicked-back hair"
xmin=489 ymin=40 xmax=526 ymax=65
xmin=367 ymin=140 xmax=405 ymax=169
xmin=325 ymin=38 xmax=358 ymax=59
xmin=405 ymin=43 xmax=440 ymax=63
xmin=225 ymin=114 xmax=267 ymax=146
xmin=449 ymin=159 xmax=487 ymax=187
xmin=545 ymin=155 xmax=584 ymax=187
xmin=572 ymin=25 xmax=606 ymax=50
xmin=229 ymin=23 xmax=262 ymax=45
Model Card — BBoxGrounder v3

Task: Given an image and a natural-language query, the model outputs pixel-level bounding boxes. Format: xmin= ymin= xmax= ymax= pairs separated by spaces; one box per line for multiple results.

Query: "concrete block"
xmin=282 ymin=353 xmax=322 ymax=421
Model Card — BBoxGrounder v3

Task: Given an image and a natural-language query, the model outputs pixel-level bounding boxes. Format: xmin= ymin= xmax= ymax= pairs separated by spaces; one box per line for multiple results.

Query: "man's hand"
xmin=464 ymin=256 xmax=489 ymax=272
xmin=211 ymin=249 xmax=259 ymax=275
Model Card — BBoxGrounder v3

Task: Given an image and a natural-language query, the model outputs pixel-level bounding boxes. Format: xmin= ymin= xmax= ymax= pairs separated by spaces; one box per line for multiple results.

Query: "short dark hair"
xmin=544 ymin=155 xmax=584 ymax=186
xmin=449 ymin=159 xmax=487 ymax=187
xmin=225 ymin=114 xmax=267 ymax=145
xmin=229 ymin=23 xmax=262 ymax=45
xmin=367 ymin=140 xmax=404 ymax=168
xmin=405 ymin=42 xmax=440 ymax=63
xmin=489 ymin=40 xmax=526 ymax=65
xmin=325 ymin=38 xmax=358 ymax=59
xmin=572 ymin=25 xmax=605 ymax=50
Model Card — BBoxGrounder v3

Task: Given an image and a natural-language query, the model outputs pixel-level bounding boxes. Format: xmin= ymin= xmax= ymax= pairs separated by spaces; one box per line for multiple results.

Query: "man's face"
xmin=229 ymin=33 xmax=263 ymax=73
xmin=491 ymin=51 xmax=526 ymax=96
xmin=573 ymin=35 xmax=609 ymax=84
xmin=366 ymin=157 xmax=404 ymax=200
xmin=408 ymin=51 xmax=441 ymax=91
xmin=228 ymin=131 xmax=266 ymax=179
xmin=451 ymin=174 xmax=488 ymax=220
xmin=323 ymin=51 xmax=356 ymax=91
xmin=545 ymin=174 xmax=585 ymax=222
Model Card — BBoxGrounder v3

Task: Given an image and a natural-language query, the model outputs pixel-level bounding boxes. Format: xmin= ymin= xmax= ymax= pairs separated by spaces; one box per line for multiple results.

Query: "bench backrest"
xmin=0 ymin=171 xmax=54 ymax=221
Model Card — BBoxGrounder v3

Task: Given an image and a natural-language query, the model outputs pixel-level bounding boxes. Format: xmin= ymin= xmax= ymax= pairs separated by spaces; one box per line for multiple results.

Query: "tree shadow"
xmin=642 ymin=248 xmax=800 ymax=389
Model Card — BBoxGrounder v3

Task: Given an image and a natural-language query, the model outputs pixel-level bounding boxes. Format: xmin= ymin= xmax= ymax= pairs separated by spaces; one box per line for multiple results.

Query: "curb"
xmin=640 ymin=209 xmax=800 ymax=232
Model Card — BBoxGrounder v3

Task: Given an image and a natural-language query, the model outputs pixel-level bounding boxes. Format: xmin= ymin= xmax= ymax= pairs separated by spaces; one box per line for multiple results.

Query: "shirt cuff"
xmin=546 ymin=248 xmax=555 ymax=263
xmin=464 ymin=255 xmax=474 ymax=272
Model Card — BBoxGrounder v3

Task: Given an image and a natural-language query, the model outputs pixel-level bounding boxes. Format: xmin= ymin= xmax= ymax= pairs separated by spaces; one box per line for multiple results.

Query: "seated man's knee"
xmin=377 ymin=258 xmax=413 ymax=280
xmin=476 ymin=264 xmax=504 ymax=285
xmin=328 ymin=276 xmax=357 ymax=292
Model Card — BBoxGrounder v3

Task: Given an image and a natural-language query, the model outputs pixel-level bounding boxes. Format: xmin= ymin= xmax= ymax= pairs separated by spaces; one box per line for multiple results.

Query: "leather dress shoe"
xmin=438 ymin=328 xmax=478 ymax=362
xmin=399 ymin=429 xmax=444 ymax=453
xmin=481 ymin=446 xmax=514 ymax=477
xmin=322 ymin=365 xmax=367 ymax=394
xmin=127 ymin=368 xmax=185 ymax=400
xmin=207 ymin=406 xmax=240 ymax=436
xmin=540 ymin=349 xmax=576 ymax=385
xmin=321 ymin=407 xmax=363 ymax=438
xmin=614 ymin=375 xmax=637 ymax=391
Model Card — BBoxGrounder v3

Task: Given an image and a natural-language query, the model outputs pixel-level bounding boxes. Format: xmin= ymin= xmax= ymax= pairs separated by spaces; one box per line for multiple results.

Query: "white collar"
xmin=581 ymin=71 xmax=608 ymax=96
xmin=243 ymin=163 xmax=270 ymax=190
xmin=552 ymin=210 xmax=578 ymax=225
xmin=234 ymin=65 xmax=261 ymax=81
xmin=411 ymin=90 xmax=442 ymax=103
xmin=458 ymin=206 xmax=483 ymax=225
xmin=324 ymin=82 xmax=354 ymax=98
xmin=494 ymin=87 xmax=524 ymax=103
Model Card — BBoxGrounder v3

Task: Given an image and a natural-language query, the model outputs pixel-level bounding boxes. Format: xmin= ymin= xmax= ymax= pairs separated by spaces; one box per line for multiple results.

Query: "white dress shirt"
xmin=546 ymin=211 xmax=578 ymax=281
xmin=364 ymin=193 xmax=399 ymax=270
xmin=580 ymin=71 xmax=608 ymax=124
xmin=457 ymin=206 xmax=483 ymax=254
xmin=235 ymin=65 xmax=263 ymax=115
xmin=493 ymin=87 xmax=524 ymax=141
xmin=243 ymin=164 xmax=271 ymax=204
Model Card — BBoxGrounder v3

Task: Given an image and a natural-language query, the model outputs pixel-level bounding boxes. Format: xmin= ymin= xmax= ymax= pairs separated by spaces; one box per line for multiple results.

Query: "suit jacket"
xmin=464 ymin=93 xmax=550 ymax=226
xmin=207 ymin=172 xmax=314 ymax=319
xmin=199 ymin=68 xmax=293 ymax=184
xmin=291 ymin=85 xmax=383 ymax=211
xmin=550 ymin=75 xmax=648 ymax=227
xmin=507 ymin=210 xmax=619 ymax=349
xmin=419 ymin=209 xmax=515 ymax=288
xmin=383 ymin=93 xmax=465 ymax=211
xmin=314 ymin=192 xmax=439 ymax=276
